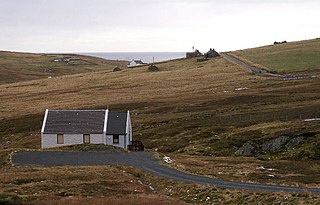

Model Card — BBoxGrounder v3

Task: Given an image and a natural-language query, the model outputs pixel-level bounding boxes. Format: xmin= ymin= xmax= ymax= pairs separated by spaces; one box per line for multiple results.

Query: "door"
xmin=83 ymin=134 xmax=90 ymax=144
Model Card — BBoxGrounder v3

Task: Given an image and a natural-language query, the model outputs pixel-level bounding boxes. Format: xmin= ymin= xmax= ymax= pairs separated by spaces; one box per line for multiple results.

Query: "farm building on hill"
xmin=205 ymin=48 xmax=220 ymax=58
xmin=41 ymin=109 xmax=132 ymax=149
xmin=186 ymin=49 xmax=203 ymax=58
xmin=127 ymin=59 xmax=146 ymax=67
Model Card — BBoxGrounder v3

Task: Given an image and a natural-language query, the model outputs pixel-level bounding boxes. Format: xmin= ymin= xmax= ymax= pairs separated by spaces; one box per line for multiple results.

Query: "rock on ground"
xmin=262 ymin=136 xmax=289 ymax=152
xmin=235 ymin=143 xmax=257 ymax=156
xmin=285 ymin=136 xmax=304 ymax=150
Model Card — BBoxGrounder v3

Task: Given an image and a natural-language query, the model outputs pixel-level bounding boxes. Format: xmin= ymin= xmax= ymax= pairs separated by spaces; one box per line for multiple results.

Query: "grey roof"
xmin=44 ymin=110 xmax=106 ymax=134
xmin=134 ymin=60 xmax=144 ymax=64
xmin=106 ymin=112 xmax=128 ymax=135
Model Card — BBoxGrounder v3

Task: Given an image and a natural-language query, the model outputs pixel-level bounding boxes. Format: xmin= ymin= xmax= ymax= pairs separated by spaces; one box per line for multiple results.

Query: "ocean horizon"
xmin=78 ymin=52 xmax=186 ymax=64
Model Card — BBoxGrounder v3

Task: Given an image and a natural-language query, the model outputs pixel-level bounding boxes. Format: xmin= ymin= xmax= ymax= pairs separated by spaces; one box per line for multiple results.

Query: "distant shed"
xmin=186 ymin=49 xmax=203 ymax=58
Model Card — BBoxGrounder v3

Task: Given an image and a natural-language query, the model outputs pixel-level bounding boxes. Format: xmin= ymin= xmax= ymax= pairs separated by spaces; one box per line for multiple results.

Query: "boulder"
xmin=113 ymin=66 xmax=121 ymax=72
xmin=285 ymin=136 xmax=304 ymax=150
xmin=262 ymin=136 xmax=289 ymax=152
xmin=148 ymin=64 xmax=159 ymax=72
xmin=235 ymin=143 xmax=257 ymax=156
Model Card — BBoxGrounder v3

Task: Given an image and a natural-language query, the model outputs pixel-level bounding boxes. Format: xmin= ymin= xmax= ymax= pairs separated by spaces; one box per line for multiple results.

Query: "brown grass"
xmin=166 ymin=153 xmax=320 ymax=188
xmin=0 ymin=51 xmax=128 ymax=84
xmin=0 ymin=166 xmax=187 ymax=205
xmin=0 ymin=45 xmax=320 ymax=203
xmin=1 ymin=165 xmax=319 ymax=204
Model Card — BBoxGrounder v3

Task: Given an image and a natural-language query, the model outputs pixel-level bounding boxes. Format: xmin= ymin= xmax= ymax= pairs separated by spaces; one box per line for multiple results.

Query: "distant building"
xmin=274 ymin=41 xmax=287 ymax=45
xmin=186 ymin=49 xmax=203 ymax=58
xmin=52 ymin=57 xmax=81 ymax=62
xmin=205 ymin=48 xmax=220 ymax=58
xmin=41 ymin=109 xmax=132 ymax=149
xmin=127 ymin=59 xmax=145 ymax=67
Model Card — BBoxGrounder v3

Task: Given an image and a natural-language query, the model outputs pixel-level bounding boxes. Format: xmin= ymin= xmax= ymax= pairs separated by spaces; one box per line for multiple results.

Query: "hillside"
xmin=1 ymin=54 xmax=319 ymax=159
xmin=230 ymin=38 xmax=320 ymax=74
xmin=0 ymin=51 xmax=128 ymax=84
xmin=0 ymin=46 xmax=320 ymax=203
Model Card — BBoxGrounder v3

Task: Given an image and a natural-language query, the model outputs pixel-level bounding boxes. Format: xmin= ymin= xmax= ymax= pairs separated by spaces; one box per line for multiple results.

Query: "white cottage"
xmin=127 ymin=59 xmax=145 ymax=67
xmin=41 ymin=109 xmax=132 ymax=149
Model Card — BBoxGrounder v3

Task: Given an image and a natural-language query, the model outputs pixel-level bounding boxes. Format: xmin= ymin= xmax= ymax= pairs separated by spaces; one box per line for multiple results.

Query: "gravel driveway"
xmin=12 ymin=151 xmax=320 ymax=195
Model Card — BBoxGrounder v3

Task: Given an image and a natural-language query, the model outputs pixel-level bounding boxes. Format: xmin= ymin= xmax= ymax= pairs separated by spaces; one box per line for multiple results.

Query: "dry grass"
xmin=120 ymin=165 xmax=320 ymax=204
xmin=0 ymin=53 xmax=319 ymax=160
xmin=29 ymin=195 xmax=188 ymax=205
xmin=0 ymin=166 xmax=186 ymax=205
xmin=1 ymin=165 xmax=319 ymax=204
xmin=0 ymin=45 xmax=320 ymax=203
xmin=0 ymin=56 xmax=250 ymax=120
xmin=166 ymin=153 xmax=320 ymax=188
xmin=0 ymin=51 xmax=128 ymax=84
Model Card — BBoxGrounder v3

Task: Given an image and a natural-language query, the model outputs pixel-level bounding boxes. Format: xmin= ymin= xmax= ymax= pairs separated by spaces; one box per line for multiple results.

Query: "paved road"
xmin=12 ymin=151 xmax=320 ymax=195
xmin=220 ymin=53 xmax=318 ymax=80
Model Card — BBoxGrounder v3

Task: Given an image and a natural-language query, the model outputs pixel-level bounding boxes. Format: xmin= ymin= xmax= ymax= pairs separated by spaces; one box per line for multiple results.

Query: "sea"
xmin=78 ymin=52 xmax=186 ymax=63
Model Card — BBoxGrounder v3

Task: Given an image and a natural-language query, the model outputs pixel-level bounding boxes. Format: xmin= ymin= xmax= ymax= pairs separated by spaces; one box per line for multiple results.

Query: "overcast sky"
xmin=1 ymin=0 xmax=320 ymax=52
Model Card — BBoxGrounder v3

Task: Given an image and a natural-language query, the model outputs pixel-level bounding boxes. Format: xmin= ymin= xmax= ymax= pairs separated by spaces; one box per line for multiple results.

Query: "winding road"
xmin=12 ymin=151 xmax=320 ymax=195
xmin=220 ymin=53 xmax=318 ymax=80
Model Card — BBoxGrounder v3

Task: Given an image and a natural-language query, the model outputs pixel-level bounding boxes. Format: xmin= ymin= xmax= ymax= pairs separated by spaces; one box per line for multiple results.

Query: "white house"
xmin=127 ymin=59 xmax=145 ymax=67
xmin=41 ymin=109 xmax=132 ymax=149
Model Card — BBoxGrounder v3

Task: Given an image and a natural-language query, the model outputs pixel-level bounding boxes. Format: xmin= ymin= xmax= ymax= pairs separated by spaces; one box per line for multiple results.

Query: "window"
xmin=83 ymin=134 xmax=90 ymax=144
xmin=113 ymin=135 xmax=119 ymax=144
xmin=57 ymin=134 xmax=64 ymax=144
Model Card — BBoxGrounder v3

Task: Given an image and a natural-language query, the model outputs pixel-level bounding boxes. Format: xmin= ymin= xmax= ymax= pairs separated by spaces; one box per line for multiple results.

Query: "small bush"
xmin=0 ymin=195 xmax=30 ymax=204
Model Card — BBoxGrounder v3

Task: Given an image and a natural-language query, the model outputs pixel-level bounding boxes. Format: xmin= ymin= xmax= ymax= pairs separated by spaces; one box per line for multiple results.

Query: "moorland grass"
xmin=231 ymin=38 xmax=320 ymax=73
xmin=0 ymin=44 xmax=320 ymax=203
xmin=0 ymin=51 xmax=128 ymax=84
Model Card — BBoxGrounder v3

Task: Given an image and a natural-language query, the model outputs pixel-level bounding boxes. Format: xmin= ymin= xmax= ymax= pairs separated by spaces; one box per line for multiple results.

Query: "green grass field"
xmin=231 ymin=38 xmax=320 ymax=74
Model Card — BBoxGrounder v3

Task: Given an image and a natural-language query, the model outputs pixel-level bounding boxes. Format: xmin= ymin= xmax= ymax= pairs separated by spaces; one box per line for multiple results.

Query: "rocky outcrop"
xmin=285 ymin=136 xmax=304 ymax=150
xmin=262 ymin=136 xmax=289 ymax=152
xmin=113 ymin=66 xmax=121 ymax=72
xmin=235 ymin=143 xmax=257 ymax=156
xmin=148 ymin=64 xmax=159 ymax=72
xmin=236 ymin=135 xmax=306 ymax=157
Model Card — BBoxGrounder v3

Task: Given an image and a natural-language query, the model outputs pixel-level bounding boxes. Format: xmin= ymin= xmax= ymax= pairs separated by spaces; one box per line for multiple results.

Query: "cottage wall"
xmin=90 ymin=134 xmax=105 ymax=144
xmin=41 ymin=133 xmax=105 ymax=148
xmin=41 ymin=134 xmax=58 ymax=148
xmin=129 ymin=61 xmax=136 ymax=67
xmin=106 ymin=134 xmax=126 ymax=149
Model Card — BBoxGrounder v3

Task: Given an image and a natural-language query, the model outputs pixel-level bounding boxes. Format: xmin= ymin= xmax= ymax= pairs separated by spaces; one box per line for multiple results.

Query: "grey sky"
xmin=1 ymin=0 xmax=319 ymax=52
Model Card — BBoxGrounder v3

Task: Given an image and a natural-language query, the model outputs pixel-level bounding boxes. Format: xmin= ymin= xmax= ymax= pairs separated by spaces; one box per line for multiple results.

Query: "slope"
xmin=230 ymin=38 xmax=320 ymax=74
xmin=0 ymin=50 xmax=128 ymax=84
xmin=1 ymin=52 xmax=320 ymax=203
